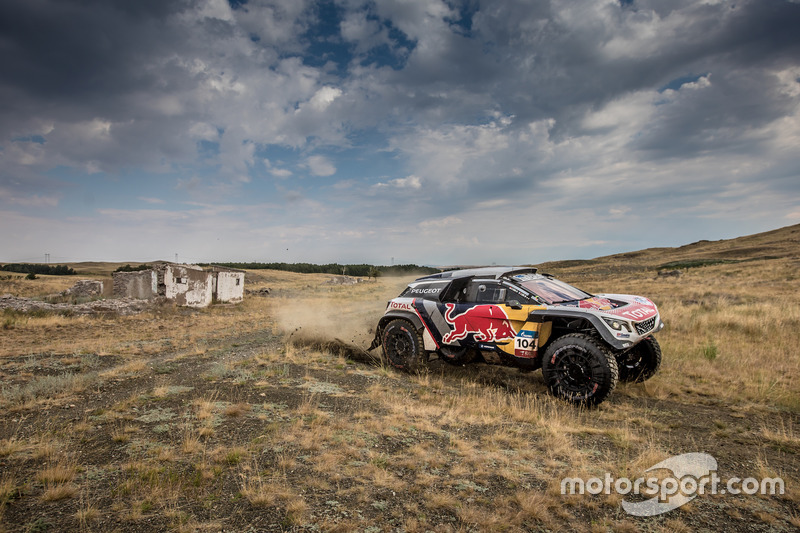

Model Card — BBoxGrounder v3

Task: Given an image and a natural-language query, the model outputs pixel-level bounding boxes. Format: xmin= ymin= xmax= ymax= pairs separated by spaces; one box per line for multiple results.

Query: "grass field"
xmin=1 ymin=226 xmax=799 ymax=532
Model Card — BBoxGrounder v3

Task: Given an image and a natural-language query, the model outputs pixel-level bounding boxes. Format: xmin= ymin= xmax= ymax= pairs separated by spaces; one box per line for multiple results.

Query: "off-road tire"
xmin=381 ymin=319 xmax=428 ymax=373
xmin=542 ymin=333 xmax=619 ymax=406
xmin=616 ymin=336 xmax=662 ymax=383
xmin=438 ymin=346 xmax=476 ymax=366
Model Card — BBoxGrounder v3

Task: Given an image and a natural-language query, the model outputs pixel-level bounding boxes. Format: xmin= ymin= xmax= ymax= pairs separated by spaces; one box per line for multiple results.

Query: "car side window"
xmin=504 ymin=286 xmax=535 ymax=305
xmin=464 ymin=281 xmax=506 ymax=304
xmin=441 ymin=279 xmax=468 ymax=303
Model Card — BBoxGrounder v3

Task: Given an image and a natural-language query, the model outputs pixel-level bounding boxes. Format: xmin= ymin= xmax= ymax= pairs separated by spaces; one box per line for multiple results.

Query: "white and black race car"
xmin=370 ymin=267 xmax=664 ymax=406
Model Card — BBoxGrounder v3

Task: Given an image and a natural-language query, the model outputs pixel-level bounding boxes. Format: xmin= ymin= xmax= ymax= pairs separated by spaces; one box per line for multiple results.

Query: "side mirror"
xmin=507 ymin=300 xmax=523 ymax=310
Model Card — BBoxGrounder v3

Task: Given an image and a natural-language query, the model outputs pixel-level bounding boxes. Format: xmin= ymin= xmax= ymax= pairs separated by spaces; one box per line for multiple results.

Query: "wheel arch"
xmin=371 ymin=311 xmax=423 ymax=351
xmin=528 ymin=309 xmax=627 ymax=351
xmin=377 ymin=311 xmax=424 ymax=334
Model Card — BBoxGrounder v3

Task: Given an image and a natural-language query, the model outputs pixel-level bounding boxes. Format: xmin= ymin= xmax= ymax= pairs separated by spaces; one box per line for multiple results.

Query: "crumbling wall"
xmin=213 ymin=269 xmax=244 ymax=303
xmin=111 ymin=262 xmax=241 ymax=308
xmin=112 ymin=270 xmax=157 ymax=299
xmin=0 ymin=294 xmax=151 ymax=316
xmin=161 ymin=263 xmax=212 ymax=307
xmin=64 ymin=279 xmax=104 ymax=298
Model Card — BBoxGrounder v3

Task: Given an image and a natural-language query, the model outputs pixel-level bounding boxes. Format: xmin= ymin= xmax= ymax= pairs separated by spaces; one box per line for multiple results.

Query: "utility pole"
xmin=45 ymin=253 xmax=50 ymax=264
xmin=175 ymin=253 xmax=179 ymax=264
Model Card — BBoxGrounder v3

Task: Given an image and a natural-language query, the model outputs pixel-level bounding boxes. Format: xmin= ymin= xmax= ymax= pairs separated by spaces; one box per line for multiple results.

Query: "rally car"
xmin=369 ymin=267 xmax=664 ymax=406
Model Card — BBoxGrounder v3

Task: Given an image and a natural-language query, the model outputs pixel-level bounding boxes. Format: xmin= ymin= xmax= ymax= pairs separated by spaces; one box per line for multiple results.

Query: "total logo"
xmin=620 ymin=307 xmax=656 ymax=320
xmin=388 ymin=300 xmax=414 ymax=311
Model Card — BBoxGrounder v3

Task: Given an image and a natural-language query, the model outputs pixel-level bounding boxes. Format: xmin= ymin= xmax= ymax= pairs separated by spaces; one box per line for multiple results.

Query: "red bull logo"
xmin=442 ymin=304 xmax=517 ymax=343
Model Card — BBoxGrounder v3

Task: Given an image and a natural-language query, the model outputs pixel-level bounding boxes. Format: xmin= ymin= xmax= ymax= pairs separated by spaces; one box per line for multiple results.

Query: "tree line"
xmin=114 ymin=264 xmax=152 ymax=272
xmin=201 ymin=262 xmax=439 ymax=277
xmin=0 ymin=263 xmax=76 ymax=275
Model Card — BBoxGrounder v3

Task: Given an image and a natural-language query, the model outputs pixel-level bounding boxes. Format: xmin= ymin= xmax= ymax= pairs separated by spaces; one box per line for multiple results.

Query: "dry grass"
xmin=41 ymin=483 xmax=78 ymax=501
xmin=0 ymin=234 xmax=798 ymax=530
xmin=239 ymin=463 xmax=308 ymax=525
xmin=0 ymin=273 xmax=79 ymax=299
xmin=563 ymin=258 xmax=800 ymax=410
xmin=111 ymin=424 xmax=138 ymax=443
xmin=193 ymin=396 xmax=217 ymax=420
xmin=224 ymin=402 xmax=251 ymax=418
xmin=0 ymin=437 xmax=25 ymax=458
xmin=0 ymin=473 xmax=17 ymax=515
xmin=36 ymin=464 xmax=76 ymax=484
xmin=181 ymin=426 xmax=203 ymax=455
xmin=75 ymin=503 xmax=101 ymax=525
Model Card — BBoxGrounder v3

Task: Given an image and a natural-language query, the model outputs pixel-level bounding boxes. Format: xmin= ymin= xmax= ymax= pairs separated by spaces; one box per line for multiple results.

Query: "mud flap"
xmin=368 ymin=326 xmax=382 ymax=351
xmin=422 ymin=329 xmax=437 ymax=351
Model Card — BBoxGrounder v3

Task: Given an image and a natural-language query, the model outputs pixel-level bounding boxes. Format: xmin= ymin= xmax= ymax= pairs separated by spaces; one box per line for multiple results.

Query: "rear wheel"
xmin=542 ymin=333 xmax=618 ymax=406
xmin=381 ymin=319 xmax=428 ymax=373
xmin=617 ymin=336 xmax=662 ymax=382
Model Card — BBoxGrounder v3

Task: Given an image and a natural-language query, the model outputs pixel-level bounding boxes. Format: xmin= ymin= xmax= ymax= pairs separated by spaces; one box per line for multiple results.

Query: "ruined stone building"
xmin=112 ymin=262 xmax=244 ymax=307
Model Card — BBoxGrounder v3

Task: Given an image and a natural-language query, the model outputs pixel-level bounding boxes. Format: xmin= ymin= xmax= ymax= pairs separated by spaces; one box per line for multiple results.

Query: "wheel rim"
xmin=552 ymin=347 xmax=597 ymax=396
xmin=618 ymin=351 xmax=643 ymax=374
xmin=386 ymin=329 xmax=412 ymax=364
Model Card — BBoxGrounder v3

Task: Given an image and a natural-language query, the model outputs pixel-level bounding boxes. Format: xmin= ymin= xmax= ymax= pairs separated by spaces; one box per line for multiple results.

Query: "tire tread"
xmin=542 ymin=332 xmax=618 ymax=406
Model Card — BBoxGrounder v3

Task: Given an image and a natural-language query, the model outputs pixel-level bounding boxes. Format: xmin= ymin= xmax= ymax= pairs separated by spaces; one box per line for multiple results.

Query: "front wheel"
xmin=381 ymin=319 xmax=428 ymax=373
xmin=542 ymin=333 xmax=618 ymax=406
xmin=616 ymin=336 xmax=662 ymax=382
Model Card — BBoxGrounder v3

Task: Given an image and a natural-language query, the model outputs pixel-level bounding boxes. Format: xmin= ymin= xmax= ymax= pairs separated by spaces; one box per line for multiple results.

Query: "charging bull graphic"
xmin=442 ymin=303 xmax=517 ymax=343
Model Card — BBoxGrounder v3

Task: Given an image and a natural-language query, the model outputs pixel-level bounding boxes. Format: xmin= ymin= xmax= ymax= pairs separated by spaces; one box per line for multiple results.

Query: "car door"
xmin=439 ymin=280 xmax=518 ymax=346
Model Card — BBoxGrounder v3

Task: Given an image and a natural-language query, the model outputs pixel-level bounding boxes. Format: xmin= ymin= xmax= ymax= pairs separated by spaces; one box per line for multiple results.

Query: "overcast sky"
xmin=1 ymin=0 xmax=799 ymax=266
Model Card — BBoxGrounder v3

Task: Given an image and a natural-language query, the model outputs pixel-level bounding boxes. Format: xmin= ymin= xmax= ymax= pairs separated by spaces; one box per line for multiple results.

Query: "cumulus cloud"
xmin=0 ymin=0 xmax=798 ymax=263
xmin=306 ymin=155 xmax=337 ymax=177
xmin=372 ymin=175 xmax=423 ymax=191
xmin=308 ymin=86 xmax=343 ymax=111
xmin=269 ymin=168 xmax=293 ymax=178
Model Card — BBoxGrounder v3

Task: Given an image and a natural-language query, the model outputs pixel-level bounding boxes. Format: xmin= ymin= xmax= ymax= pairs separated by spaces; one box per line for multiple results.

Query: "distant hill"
xmin=536 ymin=223 xmax=800 ymax=275
xmin=52 ymin=223 xmax=800 ymax=278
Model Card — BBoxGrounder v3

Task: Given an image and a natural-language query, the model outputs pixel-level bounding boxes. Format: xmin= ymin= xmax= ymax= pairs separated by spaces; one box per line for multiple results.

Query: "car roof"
xmin=414 ymin=266 xmax=538 ymax=282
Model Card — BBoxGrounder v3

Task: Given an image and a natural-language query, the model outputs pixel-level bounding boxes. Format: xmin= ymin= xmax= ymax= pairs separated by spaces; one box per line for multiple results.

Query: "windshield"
xmin=512 ymin=275 xmax=592 ymax=305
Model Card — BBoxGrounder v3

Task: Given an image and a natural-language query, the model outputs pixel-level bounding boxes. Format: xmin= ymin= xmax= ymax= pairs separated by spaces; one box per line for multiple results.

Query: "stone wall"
xmin=64 ymin=279 xmax=104 ymax=297
xmin=112 ymin=270 xmax=157 ymax=299
xmin=0 ymin=294 xmax=151 ymax=316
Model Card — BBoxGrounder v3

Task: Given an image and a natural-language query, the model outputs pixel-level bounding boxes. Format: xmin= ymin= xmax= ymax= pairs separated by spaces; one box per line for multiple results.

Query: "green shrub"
xmin=114 ymin=264 xmax=152 ymax=273
xmin=702 ymin=341 xmax=718 ymax=361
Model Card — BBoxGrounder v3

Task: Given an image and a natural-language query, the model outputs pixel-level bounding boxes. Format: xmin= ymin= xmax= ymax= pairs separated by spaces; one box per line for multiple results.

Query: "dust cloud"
xmin=272 ymin=277 xmax=411 ymax=353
